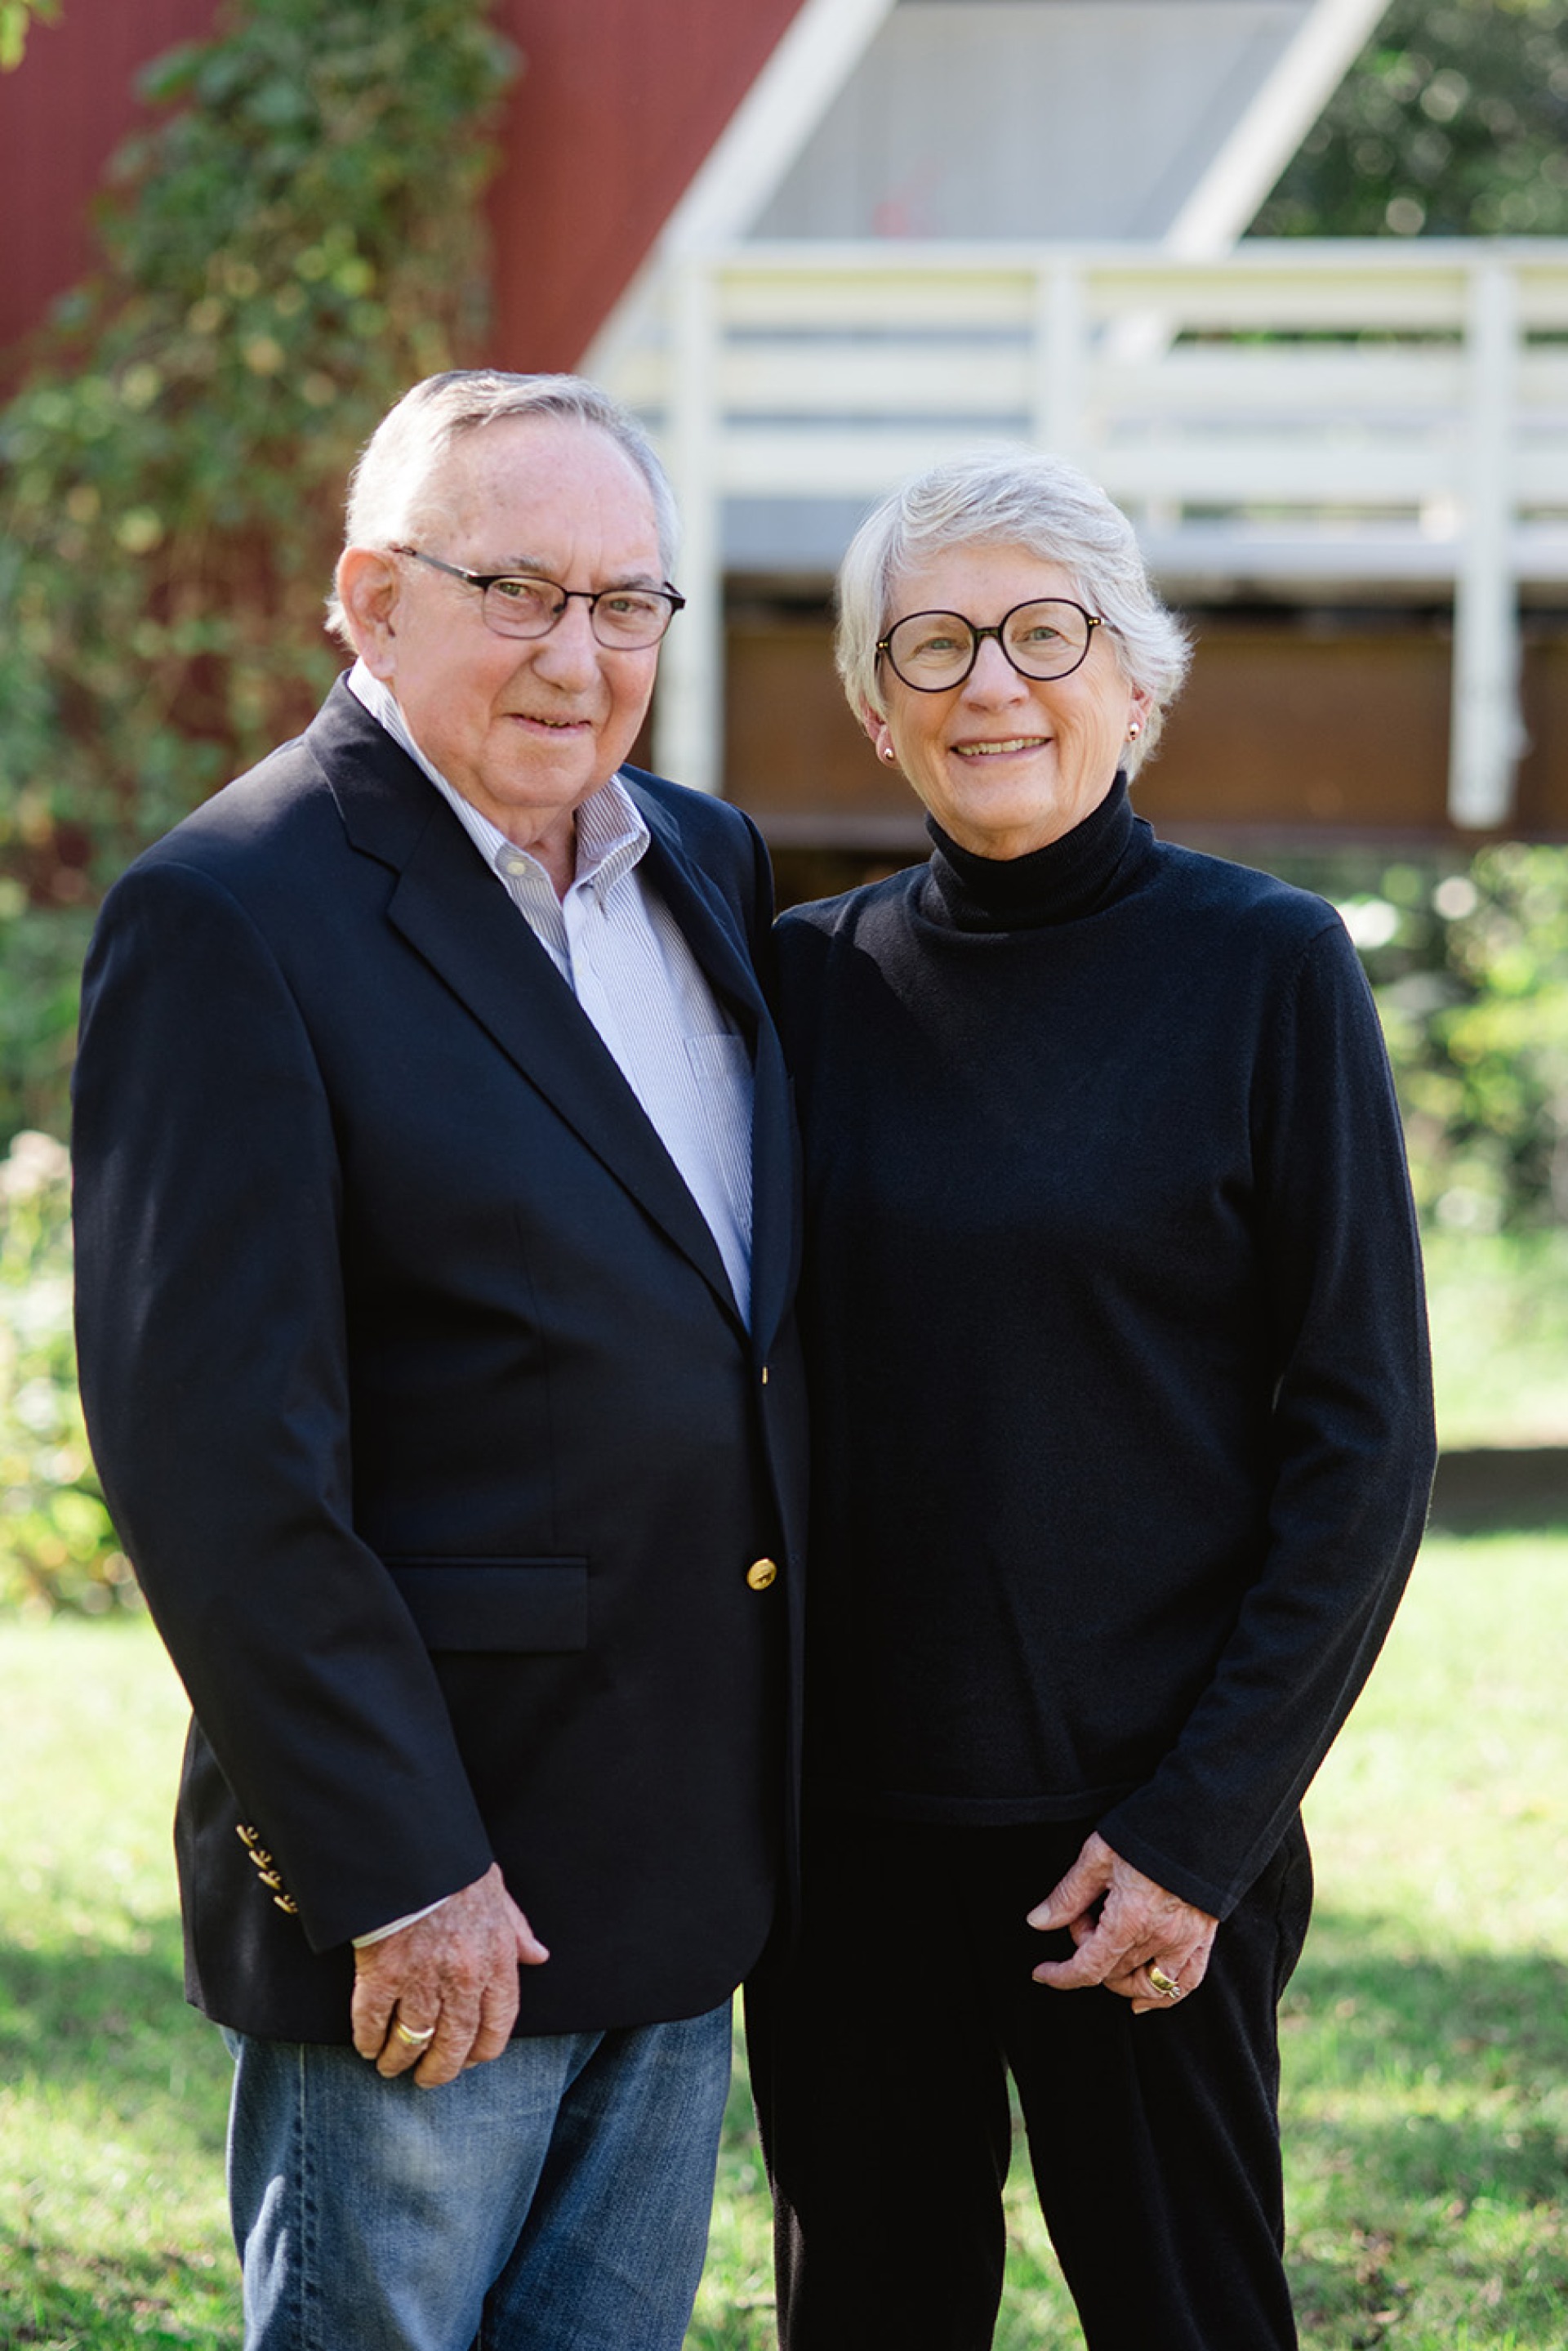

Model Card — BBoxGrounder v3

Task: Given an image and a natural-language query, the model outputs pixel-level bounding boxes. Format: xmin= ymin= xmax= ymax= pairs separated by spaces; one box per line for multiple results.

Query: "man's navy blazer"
xmin=73 ymin=680 xmax=808 ymax=2044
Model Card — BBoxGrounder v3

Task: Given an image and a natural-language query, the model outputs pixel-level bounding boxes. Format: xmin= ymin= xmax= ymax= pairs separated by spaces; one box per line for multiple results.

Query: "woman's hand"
xmin=1026 ymin=1831 xmax=1218 ymax=2014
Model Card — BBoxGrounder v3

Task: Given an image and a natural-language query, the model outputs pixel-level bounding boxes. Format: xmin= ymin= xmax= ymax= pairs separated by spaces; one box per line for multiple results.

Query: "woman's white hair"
xmin=325 ymin=370 xmax=679 ymax=646
xmin=835 ymin=446 xmax=1192 ymax=774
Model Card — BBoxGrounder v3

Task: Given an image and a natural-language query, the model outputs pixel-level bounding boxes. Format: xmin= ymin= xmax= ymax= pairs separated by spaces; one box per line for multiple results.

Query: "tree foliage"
xmin=1254 ymin=0 xmax=1568 ymax=237
xmin=0 ymin=0 xmax=514 ymax=1135
xmin=1352 ymin=847 xmax=1568 ymax=1233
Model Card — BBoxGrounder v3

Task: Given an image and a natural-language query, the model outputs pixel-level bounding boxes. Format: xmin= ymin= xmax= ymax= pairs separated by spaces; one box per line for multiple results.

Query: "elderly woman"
xmin=747 ymin=451 xmax=1435 ymax=2350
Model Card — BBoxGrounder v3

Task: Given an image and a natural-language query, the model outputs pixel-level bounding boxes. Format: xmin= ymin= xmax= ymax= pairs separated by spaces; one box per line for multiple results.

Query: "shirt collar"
xmin=345 ymin=658 xmax=649 ymax=894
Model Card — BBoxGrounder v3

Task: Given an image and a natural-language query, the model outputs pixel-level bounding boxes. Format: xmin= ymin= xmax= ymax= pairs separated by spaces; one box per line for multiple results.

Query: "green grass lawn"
xmin=4 ymin=1533 xmax=1567 ymax=2348
xmin=1423 ymin=1231 xmax=1568 ymax=1449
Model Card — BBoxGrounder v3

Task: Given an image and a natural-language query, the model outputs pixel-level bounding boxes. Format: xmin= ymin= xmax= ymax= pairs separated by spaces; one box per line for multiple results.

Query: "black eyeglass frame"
xmin=875 ymin=598 xmax=1110 ymax=693
xmin=393 ymin=546 xmax=686 ymax=646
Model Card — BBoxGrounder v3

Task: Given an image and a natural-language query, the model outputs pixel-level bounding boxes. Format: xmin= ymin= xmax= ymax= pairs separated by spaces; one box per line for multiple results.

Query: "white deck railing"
xmin=603 ymin=239 xmax=1568 ymax=828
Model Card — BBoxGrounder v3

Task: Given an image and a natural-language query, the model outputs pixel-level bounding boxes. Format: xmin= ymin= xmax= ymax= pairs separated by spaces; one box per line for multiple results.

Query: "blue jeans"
xmin=224 ymin=2001 xmax=733 ymax=2350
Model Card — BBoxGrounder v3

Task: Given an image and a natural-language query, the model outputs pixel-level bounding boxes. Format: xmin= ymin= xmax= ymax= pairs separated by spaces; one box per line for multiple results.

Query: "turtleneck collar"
xmin=920 ymin=774 xmax=1151 ymax=931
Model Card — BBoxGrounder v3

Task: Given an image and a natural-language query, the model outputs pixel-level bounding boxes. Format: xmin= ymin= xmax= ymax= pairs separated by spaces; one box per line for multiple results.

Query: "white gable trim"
xmin=662 ymin=0 xmax=898 ymax=252
xmin=585 ymin=0 xmax=895 ymax=375
xmin=1163 ymin=0 xmax=1390 ymax=255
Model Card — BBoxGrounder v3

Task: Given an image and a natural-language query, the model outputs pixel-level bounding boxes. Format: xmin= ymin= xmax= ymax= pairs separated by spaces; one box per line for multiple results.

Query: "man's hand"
xmin=1026 ymin=1832 xmax=1218 ymax=2014
xmin=350 ymin=1863 xmax=550 ymax=2086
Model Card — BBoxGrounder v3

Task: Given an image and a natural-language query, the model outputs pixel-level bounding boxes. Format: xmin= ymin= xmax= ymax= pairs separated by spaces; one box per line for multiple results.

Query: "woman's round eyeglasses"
xmin=877 ymin=599 xmax=1107 ymax=693
xmin=394 ymin=547 xmax=685 ymax=650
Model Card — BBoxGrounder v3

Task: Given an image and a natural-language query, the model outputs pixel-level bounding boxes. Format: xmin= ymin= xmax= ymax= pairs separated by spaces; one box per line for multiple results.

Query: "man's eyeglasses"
xmin=394 ymin=548 xmax=685 ymax=650
xmin=877 ymin=599 xmax=1107 ymax=693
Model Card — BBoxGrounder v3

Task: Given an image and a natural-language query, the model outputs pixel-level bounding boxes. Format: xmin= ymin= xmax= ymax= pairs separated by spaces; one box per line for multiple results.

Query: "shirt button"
xmin=746 ymin=1557 xmax=777 ymax=1592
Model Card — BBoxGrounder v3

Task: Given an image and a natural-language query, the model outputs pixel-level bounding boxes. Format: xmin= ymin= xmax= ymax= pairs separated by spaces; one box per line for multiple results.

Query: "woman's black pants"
xmin=746 ymin=1810 xmax=1313 ymax=2351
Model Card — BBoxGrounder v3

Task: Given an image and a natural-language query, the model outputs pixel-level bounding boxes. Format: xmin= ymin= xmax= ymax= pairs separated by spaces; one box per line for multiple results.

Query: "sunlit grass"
xmin=1424 ymin=1229 xmax=1568 ymax=1449
xmin=5 ymin=1535 xmax=1568 ymax=2348
xmin=0 ymin=1626 xmax=235 ymax=2349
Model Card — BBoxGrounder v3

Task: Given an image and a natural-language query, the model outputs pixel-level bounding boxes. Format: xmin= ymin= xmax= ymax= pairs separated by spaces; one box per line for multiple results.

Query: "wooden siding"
xmin=488 ymin=0 xmax=804 ymax=371
xmin=724 ymin=606 xmax=1568 ymax=847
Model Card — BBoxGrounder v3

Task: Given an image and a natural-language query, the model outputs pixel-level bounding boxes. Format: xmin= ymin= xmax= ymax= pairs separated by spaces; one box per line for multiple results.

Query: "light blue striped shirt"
xmin=347 ymin=662 xmax=754 ymax=1329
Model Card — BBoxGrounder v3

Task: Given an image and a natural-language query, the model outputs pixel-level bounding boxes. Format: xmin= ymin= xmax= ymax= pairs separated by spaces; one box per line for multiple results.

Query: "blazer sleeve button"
xmin=746 ymin=1557 xmax=777 ymax=1591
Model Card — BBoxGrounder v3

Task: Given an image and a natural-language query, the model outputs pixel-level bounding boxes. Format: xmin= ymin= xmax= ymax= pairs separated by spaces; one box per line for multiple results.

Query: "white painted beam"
xmin=1449 ymin=259 xmax=1523 ymax=829
xmin=1163 ymin=0 xmax=1392 ymax=257
xmin=654 ymin=261 xmax=724 ymax=795
xmin=585 ymin=0 xmax=895 ymax=381
xmin=659 ymin=0 xmax=896 ymax=255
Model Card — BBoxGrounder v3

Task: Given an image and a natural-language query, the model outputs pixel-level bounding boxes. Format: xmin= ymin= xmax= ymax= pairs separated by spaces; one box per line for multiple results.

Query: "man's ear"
xmin=336 ymin=547 xmax=401 ymax=679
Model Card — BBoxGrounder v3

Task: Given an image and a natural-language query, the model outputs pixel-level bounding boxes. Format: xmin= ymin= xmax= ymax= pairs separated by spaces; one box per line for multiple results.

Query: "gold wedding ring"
xmin=1147 ymin=1967 xmax=1182 ymax=2000
xmin=394 ymin=2018 xmax=438 ymax=2047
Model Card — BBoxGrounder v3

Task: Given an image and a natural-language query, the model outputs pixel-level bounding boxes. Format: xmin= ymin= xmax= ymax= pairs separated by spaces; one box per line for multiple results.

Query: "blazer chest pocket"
xmin=386 ymin=1557 xmax=588 ymax=1653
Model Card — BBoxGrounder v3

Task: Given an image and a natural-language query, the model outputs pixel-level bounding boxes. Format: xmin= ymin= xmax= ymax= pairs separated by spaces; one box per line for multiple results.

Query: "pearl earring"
xmin=1127 ymin=721 xmax=1141 ymax=740
xmin=882 ymin=746 xmax=897 ymax=763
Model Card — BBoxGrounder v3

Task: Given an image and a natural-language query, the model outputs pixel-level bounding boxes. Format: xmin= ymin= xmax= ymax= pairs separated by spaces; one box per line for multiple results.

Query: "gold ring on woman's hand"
xmin=1147 ymin=1967 xmax=1182 ymax=1999
xmin=394 ymin=2017 xmax=438 ymax=2046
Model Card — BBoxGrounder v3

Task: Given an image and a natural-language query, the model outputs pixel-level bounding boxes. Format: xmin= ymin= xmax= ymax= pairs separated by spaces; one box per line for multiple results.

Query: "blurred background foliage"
xmin=0 ymin=1131 xmax=121 ymax=1616
xmin=0 ymin=0 xmax=60 ymax=71
xmin=1356 ymin=847 xmax=1568 ymax=1235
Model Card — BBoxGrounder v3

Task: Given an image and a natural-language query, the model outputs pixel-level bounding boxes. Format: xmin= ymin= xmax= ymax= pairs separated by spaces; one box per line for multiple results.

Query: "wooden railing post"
xmin=1032 ymin=260 xmax=1086 ymax=465
xmin=655 ymin=256 xmax=724 ymax=796
xmin=1450 ymin=256 xmax=1522 ymax=829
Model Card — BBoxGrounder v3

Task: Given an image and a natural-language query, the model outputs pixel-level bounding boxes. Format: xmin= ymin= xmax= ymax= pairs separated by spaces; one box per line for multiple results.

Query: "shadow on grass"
xmin=0 ymin=2233 xmax=238 ymax=2351
xmin=1280 ymin=1917 xmax=1568 ymax=2344
xmin=0 ymin=1934 xmax=240 ymax=2347
xmin=0 ymin=1924 xmax=231 ymax=2147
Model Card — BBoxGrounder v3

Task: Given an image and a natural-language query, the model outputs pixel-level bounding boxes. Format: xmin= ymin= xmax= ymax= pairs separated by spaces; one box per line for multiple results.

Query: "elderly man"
xmin=72 ymin=371 xmax=806 ymax=2351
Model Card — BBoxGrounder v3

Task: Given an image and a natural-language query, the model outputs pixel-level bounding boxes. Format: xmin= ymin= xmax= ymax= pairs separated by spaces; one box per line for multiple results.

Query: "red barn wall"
xmin=487 ymin=0 xmax=804 ymax=371
xmin=0 ymin=0 xmax=220 ymax=355
xmin=0 ymin=0 xmax=805 ymax=372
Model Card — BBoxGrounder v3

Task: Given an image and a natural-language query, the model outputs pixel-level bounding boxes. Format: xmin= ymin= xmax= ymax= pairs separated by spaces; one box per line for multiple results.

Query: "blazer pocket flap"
xmin=386 ymin=1558 xmax=588 ymax=1653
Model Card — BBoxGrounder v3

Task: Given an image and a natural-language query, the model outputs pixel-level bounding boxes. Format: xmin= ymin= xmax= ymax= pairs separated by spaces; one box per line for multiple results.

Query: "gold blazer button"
xmin=746 ymin=1557 xmax=778 ymax=1591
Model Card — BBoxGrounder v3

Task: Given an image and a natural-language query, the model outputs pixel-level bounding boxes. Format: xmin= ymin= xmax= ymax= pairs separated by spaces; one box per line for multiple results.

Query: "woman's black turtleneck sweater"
xmin=775 ymin=778 xmax=1435 ymax=1918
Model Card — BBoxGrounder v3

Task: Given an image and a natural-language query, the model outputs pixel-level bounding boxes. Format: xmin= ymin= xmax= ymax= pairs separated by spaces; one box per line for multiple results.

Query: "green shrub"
xmin=1354 ymin=844 xmax=1568 ymax=1233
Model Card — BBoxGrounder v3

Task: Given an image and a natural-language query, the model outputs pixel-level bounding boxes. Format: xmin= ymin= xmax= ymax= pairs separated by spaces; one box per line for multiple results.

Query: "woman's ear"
xmin=335 ymin=548 xmax=402 ymax=679
xmin=862 ymin=706 xmax=897 ymax=768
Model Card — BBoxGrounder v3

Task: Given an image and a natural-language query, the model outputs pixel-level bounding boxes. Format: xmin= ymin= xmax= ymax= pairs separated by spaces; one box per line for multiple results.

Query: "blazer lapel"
xmin=634 ymin=790 xmax=799 ymax=1362
xmin=314 ymin=688 xmax=741 ymax=1322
